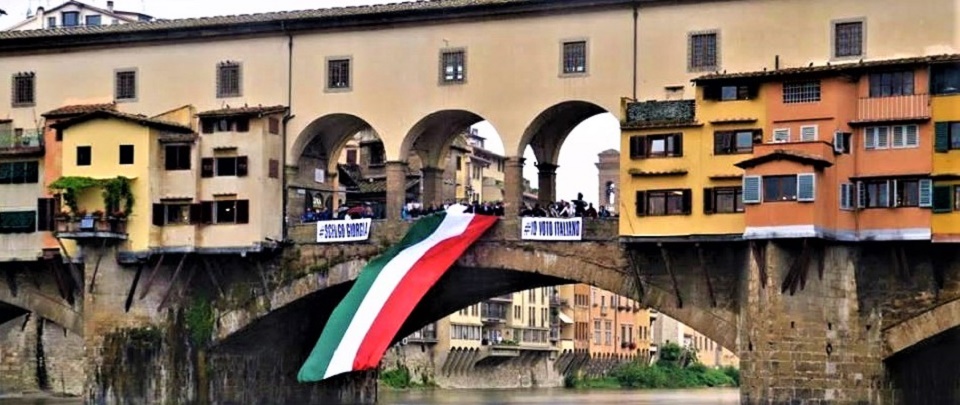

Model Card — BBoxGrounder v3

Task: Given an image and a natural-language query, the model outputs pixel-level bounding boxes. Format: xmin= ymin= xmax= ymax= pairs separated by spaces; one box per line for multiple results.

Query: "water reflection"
xmin=381 ymin=388 xmax=739 ymax=405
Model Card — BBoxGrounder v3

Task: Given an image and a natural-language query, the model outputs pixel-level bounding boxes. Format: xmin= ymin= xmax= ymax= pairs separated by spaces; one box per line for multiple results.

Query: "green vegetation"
xmin=379 ymin=363 xmax=437 ymax=389
xmin=184 ymin=298 xmax=215 ymax=346
xmin=566 ymin=343 xmax=739 ymax=390
xmin=49 ymin=175 xmax=135 ymax=217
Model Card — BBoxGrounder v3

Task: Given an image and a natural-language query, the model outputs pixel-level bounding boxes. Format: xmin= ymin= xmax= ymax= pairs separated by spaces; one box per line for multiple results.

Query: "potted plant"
xmin=110 ymin=210 xmax=127 ymax=233
xmin=621 ymin=341 xmax=628 ymax=349
xmin=55 ymin=210 xmax=71 ymax=232
xmin=93 ymin=210 xmax=111 ymax=231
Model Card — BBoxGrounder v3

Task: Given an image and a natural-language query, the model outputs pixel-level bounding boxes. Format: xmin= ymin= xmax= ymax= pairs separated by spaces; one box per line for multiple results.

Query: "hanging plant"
xmin=49 ymin=176 xmax=100 ymax=214
xmin=102 ymin=176 xmax=135 ymax=217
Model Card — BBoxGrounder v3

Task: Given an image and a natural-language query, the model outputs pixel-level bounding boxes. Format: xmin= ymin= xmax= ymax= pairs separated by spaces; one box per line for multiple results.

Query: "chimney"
xmin=36 ymin=6 xmax=45 ymax=26
xmin=107 ymin=1 xmax=114 ymax=12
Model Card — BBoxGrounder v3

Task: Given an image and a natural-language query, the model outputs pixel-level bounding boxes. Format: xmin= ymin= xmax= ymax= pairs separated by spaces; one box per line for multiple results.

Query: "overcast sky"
xmin=0 ymin=0 xmax=621 ymax=206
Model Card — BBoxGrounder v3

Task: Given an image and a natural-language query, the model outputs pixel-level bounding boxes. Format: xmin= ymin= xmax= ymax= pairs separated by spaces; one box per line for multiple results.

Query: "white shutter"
xmin=919 ymin=179 xmax=933 ymax=207
xmin=773 ymin=129 xmax=790 ymax=143
xmin=800 ymin=125 xmax=818 ymax=142
xmin=857 ymin=181 xmax=866 ymax=208
xmin=839 ymin=184 xmax=848 ymax=209
xmin=797 ymin=173 xmax=816 ymax=202
xmin=864 ymin=128 xmax=876 ymax=150
xmin=877 ymin=127 xmax=889 ymax=149
xmin=743 ymin=175 xmax=762 ymax=204
xmin=892 ymin=126 xmax=905 ymax=148
xmin=905 ymin=125 xmax=919 ymax=147
xmin=892 ymin=180 xmax=900 ymax=207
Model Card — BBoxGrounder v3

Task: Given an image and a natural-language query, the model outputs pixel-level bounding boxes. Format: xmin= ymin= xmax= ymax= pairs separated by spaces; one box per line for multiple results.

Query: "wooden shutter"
xmin=713 ymin=132 xmax=728 ymax=154
xmin=681 ymin=189 xmax=692 ymax=215
xmin=189 ymin=204 xmax=202 ymax=224
xmin=935 ymin=122 xmax=950 ymax=153
xmin=25 ymin=162 xmax=38 ymax=183
xmin=703 ymin=85 xmax=721 ymax=100
xmin=672 ymin=134 xmax=684 ymax=157
xmin=200 ymin=202 xmax=214 ymax=224
xmin=797 ymin=173 xmax=816 ymax=202
xmin=152 ymin=204 xmax=165 ymax=226
xmin=919 ymin=179 xmax=933 ymax=208
xmin=634 ymin=191 xmax=646 ymax=216
xmin=933 ymin=185 xmax=953 ymax=213
xmin=36 ymin=198 xmax=54 ymax=231
xmin=236 ymin=200 xmax=249 ymax=224
xmin=629 ymin=136 xmax=646 ymax=159
xmin=237 ymin=156 xmax=248 ymax=177
xmin=857 ymin=181 xmax=866 ymax=209
xmin=201 ymin=158 xmax=214 ymax=178
xmin=703 ymin=188 xmax=714 ymax=214
xmin=742 ymin=176 xmax=762 ymax=204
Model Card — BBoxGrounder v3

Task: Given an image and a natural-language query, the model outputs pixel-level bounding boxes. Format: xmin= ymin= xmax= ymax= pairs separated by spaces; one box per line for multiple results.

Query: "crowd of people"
xmin=519 ymin=193 xmax=616 ymax=219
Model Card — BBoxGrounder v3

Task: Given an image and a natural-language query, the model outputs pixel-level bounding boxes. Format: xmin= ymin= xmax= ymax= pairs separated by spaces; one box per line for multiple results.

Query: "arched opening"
xmin=288 ymin=114 xmax=388 ymax=222
xmin=886 ymin=326 xmax=960 ymax=404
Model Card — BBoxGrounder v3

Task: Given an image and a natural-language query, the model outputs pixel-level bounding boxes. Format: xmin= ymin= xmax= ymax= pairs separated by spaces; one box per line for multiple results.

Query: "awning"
xmin=558 ymin=312 xmax=574 ymax=325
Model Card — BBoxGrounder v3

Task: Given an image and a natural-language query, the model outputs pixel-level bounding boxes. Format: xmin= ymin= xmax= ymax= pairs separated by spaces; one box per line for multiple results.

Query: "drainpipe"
xmin=281 ymin=23 xmax=295 ymax=241
xmin=632 ymin=1 xmax=639 ymax=100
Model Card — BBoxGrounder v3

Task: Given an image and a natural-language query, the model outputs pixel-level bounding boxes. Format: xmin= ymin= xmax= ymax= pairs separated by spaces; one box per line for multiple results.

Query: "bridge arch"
xmin=0 ymin=284 xmax=82 ymax=336
xmin=290 ymin=113 xmax=382 ymax=174
xmin=883 ymin=298 xmax=960 ymax=358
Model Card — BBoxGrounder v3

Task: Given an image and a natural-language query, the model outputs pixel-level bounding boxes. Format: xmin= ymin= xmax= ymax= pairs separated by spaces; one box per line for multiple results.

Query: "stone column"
xmin=420 ymin=167 xmax=444 ymax=208
xmin=385 ymin=161 xmax=408 ymax=221
xmin=739 ymin=241 xmax=893 ymax=404
xmin=503 ymin=157 xmax=525 ymax=218
xmin=535 ymin=162 xmax=558 ymax=207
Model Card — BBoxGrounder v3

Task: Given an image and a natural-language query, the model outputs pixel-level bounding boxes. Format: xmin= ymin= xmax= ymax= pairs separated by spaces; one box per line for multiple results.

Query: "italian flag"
xmin=298 ymin=208 xmax=498 ymax=382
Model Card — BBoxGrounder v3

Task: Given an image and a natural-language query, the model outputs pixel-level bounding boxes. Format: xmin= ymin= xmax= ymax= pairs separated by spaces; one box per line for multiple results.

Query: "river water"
xmin=0 ymin=388 xmax=739 ymax=404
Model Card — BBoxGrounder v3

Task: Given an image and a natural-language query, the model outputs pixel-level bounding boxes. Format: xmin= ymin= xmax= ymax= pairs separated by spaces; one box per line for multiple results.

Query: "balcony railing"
xmin=407 ymin=325 xmax=438 ymax=343
xmin=481 ymin=307 xmax=508 ymax=323
xmin=624 ymin=100 xmax=696 ymax=126
xmin=55 ymin=216 xmax=128 ymax=240
xmin=0 ymin=129 xmax=44 ymax=156
xmin=855 ymin=94 xmax=930 ymax=123
xmin=488 ymin=294 xmax=513 ymax=303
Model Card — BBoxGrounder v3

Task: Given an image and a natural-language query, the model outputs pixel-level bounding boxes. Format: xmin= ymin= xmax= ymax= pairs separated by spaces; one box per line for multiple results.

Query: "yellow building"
xmin=931 ymin=62 xmax=960 ymax=241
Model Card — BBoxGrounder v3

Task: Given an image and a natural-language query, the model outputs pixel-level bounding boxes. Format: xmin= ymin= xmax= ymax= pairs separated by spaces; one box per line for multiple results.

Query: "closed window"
xmin=688 ymin=31 xmax=718 ymax=72
xmin=861 ymin=180 xmax=890 ymax=208
xmin=216 ymin=61 xmax=242 ymax=98
xmin=327 ymin=58 xmax=351 ymax=90
xmin=704 ymin=187 xmax=743 ymax=214
xmin=61 ymin=12 xmax=79 ymax=27
xmin=0 ymin=211 xmax=36 ymax=234
xmin=783 ymin=81 xmax=821 ymax=103
xmin=200 ymin=117 xmax=249 ymax=133
xmin=199 ymin=200 xmax=249 ymax=224
xmin=703 ymin=84 xmax=756 ymax=101
xmin=840 ymin=183 xmax=855 ymax=210
xmin=440 ymin=50 xmax=466 ymax=83
xmin=772 ymin=128 xmax=791 ymax=143
xmin=869 ymin=71 xmax=914 ymax=97
xmin=562 ymin=41 xmax=587 ymax=74
xmin=629 ymin=133 xmax=683 ymax=158
xmin=268 ymin=117 xmax=280 ymax=135
xmin=0 ymin=161 xmax=39 ymax=184
xmin=935 ymin=122 xmax=960 ymax=151
xmin=85 ymin=15 xmax=101 ymax=26
xmin=763 ymin=176 xmax=797 ymax=202
xmin=12 ymin=72 xmax=35 ymax=107
xmin=164 ymin=145 xmax=191 ymax=171
xmin=593 ymin=320 xmax=602 ymax=344
xmin=604 ymin=321 xmax=613 ymax=345
xmin=119 ymin=145 xmax=134 ymax=165
xmin=636 ymin=189 xmax=692 ymax=216
xmin=152 ymin=203 xmax=199 ymax=226
xmin=714 ymin=130 xmax=759 ymax=154
xmin=858 ymin=179 xmax=932 ymax=208
xmin=800 ymin=125 xmax=819 ymax=142
xmin=76 ymin=146 xmax=92 ymax=166
xmin=115 ymin=69 xmax=137 ymax=101
xmin=47 ymin=17 xmax=56 ymax=28
xmin=268 ymin=159 xmax=279 ymax=179
xmin=931 ymin=63 xmax=960 ymax=95
xmin=833 ymin=21 xmax=863 ymax=58
xmin=864 ymin=125 xmax=918 ymax=149
xmin=201 ymin=156 xmax=248 ymax=177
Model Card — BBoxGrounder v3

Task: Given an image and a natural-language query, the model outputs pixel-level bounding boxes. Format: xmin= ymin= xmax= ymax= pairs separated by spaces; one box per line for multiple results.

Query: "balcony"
xmin=55 ymin=216 xmax=127 ymax=241
xmin=406 ymin=324 xmax=438 ymax=344
xmin=549 ymin=326 xmax=561 ymax=342
xmin=854 ymin=94 xmax=931 ymax=124
xmin=0 ymin=129 xmax=44 ymax=157
xmin=549 ymin=295 xmax=567 ymax=307
xmin=488 ymin=294 xmax=513 ymax=303
xmin=481 ymin=307 xmax=508 ymax=324
xmin=624 ymin=100 xmax=697 ymax=128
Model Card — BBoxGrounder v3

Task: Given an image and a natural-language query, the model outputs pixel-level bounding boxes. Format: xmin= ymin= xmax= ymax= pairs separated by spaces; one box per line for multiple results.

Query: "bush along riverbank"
xmin=566 ymin=343 xmax=740 ymax=389
xmin=379 ymin=363 xmax=438 ymax=390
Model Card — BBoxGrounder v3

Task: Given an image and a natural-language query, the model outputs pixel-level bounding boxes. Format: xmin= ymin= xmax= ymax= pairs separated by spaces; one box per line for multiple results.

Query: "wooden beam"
xmin=817 ymin=244 xmax=825 ymax=281
xmin=696 ymin=244 xmax=717 ymax=308
xmin=627 ymin=249 xmax=645 ymax=302
xmin=87 ymin=238 xmax=108 ymax=294
xmin=124 ymin=261 xmax=145 ymax=313
xmin=255 ymin=260 xmax=272 ymax=300
xmin=54 ymin=237 xmax=84 ymax=295
xmin=897 ymin=246 xmax=911 ymax=280
xmin=750 ymin=241 xmax=767 ymax=289
xmin=202 ymin=257 xmax=225 ymax=299
xmin=138 ymin=254 xmax=166 ymax=300
xmin=658 ymin=243 xmax=683 ymax=309
xmin=781 ymin=239 xmax=811 ymax=295
xmin=157 ymin=254 xmax=189 ymax=311
xmin=46 ymin=260 xmax=70 ymax=303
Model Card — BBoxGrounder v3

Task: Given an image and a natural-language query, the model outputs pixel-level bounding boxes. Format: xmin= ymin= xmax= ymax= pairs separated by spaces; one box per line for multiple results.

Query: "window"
xmin=562 ymin=41 xmax=587 ymax=74
xmin=269 ymin=159 xmax=279 ymax=179
xmin=593 ymin=320 xmax=601 ymax=344
xmin=869 ymin=71 xmax=914 ymax=97
xmin=164 ymin=145 xmax=191 ymax=171
xmin=935 ymin=122 xmax=960 ymax=152
xmin=931 ymin=63 xmax=960 ymax=95
xmin=61 ymin=12 xmax=79 ymax=27
xmin=368 ymin=143 xmax=386 ymax=165
xmin=895 ymin=179 xmax=920 ymax=207
xmin=714 ymin=130 xmax=759 ymax=154
xmin=327 ymin=58 xmax=351 ymax=90
xmin=840 ymin=183 xmax=855 ymax=210
xmin=932 ymin=184 xmax=952 ymax=213
xmin=216 ymin=61 xmax=242 ymax=98
xmin=201 ymin=156 xmax=248 ymax=177
xmin=119 ymin=145 xmax=134 ymax=165
xmin=0 ymin=211 xmax=36 ymax=234
xmin=865 ymin=125 xmax=918 ymax=149
xmin=688 ymin=31 xmax=718 ymax=72
xmin=763 ymin=176 xmax=798 ymax=202
xmin=635 ymin=189 xmax=692 ymax=216
xmin=629 ymin=133 xmax=683 ymax=159
xmin=858 ymin=179 xmax=932 ymax=208
xmin=85 ymin=15 xmax=101 ymax=26
xmin=115 ymin=69 xmax=137 ymax=101
xmin=834 ymin=131 xmax=852 ymax=154
xmin=772 ymin=128 xmax=790 ymax=143
xmin=152 ymin=203 xmax=198 ymax=226
xmin=76 ymin=146 xmax=92 ymax=166
xmin=12 ymin=72 xmax=35 ymax=107
xmin=0 ymin=161 xmax=39 ymax=184
xmin=703 ymin=84 xmax=756 ymax=101
xmin=604 ymin=321 xmax=613 ymax=345
xmin=440 ymin=50 xmax=465 ymax=83
xmin=47 ymin=17 xmax=56 ymax=28
xmin=703 ymin=187 xmax=744 ymax=214
xmin=268 ymin=117 xmax=280 ymax=135
xmin=800 ymin=125 xmax=818 ymax=142
xmin=783 ymin=81 xmax=821 ymax=103
xmin=833 ymin=20 xmax=863 ymax=58
xmin=200 ymin=117 xmax=249 ymax=133
xmin=200 ymin=200 xmax=249 ymax=224
xmin=860 ymin=180 xmax=890 ymax=208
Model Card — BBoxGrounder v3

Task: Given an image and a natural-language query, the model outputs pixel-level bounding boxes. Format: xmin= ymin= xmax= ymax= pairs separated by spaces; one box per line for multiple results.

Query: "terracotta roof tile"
xmin=52 ymin=110 xmax=194 ymax=134
xmin=694 ymin=54 xmax=960 ymax=83
xmin=735 ymin=149 xmax=833 ymax=170
xmin=196 ymin=105 xmax=288 ymax=118
xmin=42 ymin=103 xmax=117 ymax=118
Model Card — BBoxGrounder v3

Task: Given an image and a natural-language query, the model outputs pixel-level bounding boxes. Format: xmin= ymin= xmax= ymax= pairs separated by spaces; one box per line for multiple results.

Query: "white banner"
xmin=316 ymin=218 xmax=372 ymax=243
xmin=521 ymin=217 xmax=582 ymax=241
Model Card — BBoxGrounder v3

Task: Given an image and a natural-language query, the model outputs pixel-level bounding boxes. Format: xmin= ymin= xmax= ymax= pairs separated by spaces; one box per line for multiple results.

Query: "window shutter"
xmin=933 ymin=185 xmax=953 ymax=213
xmin=864 ymin=129 xmax=876 ymax=150
xmin=742 ymin=175 xmax=762 ymax=204
xmin=838 ymin=184 xmax=848 ymax=210
xmin=879 ymin=181 xmax=890 ymax=207
xmin=905 ymin=125 xmax=919 ymax=147
xmin=634 ymin=191 xmax=646 ymax=216
xmin=800 ymin=125 xmax=817 ymax=142
xmin=919 ymin=179 xmax=933 ymax=208
xmin=189 ymin=204 xmax=202 ymax=224
xmin=37 ymin=198 xmax=54 ymax=231
xmin=25 ymin=162 xmax=38 ymax=183
xmin=201 ymin=158 xmax=214 ymax=178
xmin=681 ymin=189 xmax=692 ymax=215
xmin=797 ymin=173 xmax=816 ymax=202
xmin=201 ymin=202 xmax=214 ymax=224
xmin=857 ymin=181 xmax=866 ymax=208
xmin=236 ymin=200 xmax=249 ymax=224
xmin=877 ymin=127 xmax=889 ymax=149
xmin=892 ymin=125 xmax=905 ymax=147
xmin=773 ymin=129 xmax=789 ymax=143
xmin=703 ymin=85 xmax=721 ymax=100
xmin=152 ymin=204 xmax=165 ymax=226
xmin=237 ymin=156 xmax=249 ymax=177
xmin=673 ymin=134 xmax=684 ymax=157
xmin=703 ymin=188 xmax=714 ymax=214
xmin=935 ymin=122 xmax=950 ymax=153
xmin=630 ymin=136 xmax=646 ymax=159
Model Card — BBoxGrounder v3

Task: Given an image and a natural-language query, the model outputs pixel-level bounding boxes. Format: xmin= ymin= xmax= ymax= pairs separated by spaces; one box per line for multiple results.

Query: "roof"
xmin=0 ymin=0 xmax=644 ymax=53
xmin=196 ymin=105 xmax=288 ymax=118
xmin=42 ymin=103 xmax=117 ymax=118
xmin=598 ymin=149 xmax=619 ymax=155
xmin=694 ymin=54 xmax=960 ymax=83
xmin=735 ymin=149 xmax=833 ymax=170
xmin=5 ymin=1 xmax=149 ymax=31
xmin=51 ymin=110 xmax=194 ymax=134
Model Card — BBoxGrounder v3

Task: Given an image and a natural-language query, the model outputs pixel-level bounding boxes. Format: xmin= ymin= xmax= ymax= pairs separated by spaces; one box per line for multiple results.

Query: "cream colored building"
xmin=5 ymin=1 xmax=153 ymax=31
xmin=649 ymin=309 xmax=738 ymax=368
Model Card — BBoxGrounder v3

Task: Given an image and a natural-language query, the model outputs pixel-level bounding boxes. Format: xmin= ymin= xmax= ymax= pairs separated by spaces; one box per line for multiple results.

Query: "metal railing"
xmin=0 ymin=129 xmax=43 ymax=150
xmin=856 ymin=93 xmax=930 ymax=123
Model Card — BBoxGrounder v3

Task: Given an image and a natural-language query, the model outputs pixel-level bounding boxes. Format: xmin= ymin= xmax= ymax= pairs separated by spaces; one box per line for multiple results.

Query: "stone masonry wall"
xmin=383 ymin=344 xmax=563 ymax=389
xmin=0 ymin=313 xmax=37 ymax=396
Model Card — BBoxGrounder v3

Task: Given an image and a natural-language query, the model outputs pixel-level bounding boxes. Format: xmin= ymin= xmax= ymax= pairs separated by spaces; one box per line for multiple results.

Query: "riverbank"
xmin=565 ymin=362 xmax=739 ymax=390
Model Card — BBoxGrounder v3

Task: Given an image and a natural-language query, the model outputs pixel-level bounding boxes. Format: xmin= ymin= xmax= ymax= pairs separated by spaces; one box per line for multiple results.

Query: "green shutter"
xmin=933 ymin=185 xmax=952 ymax=213
xmin=935 ymin=122 xmax=950 ymax=153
